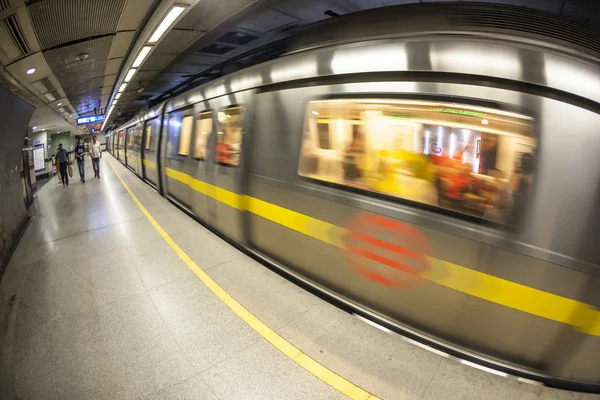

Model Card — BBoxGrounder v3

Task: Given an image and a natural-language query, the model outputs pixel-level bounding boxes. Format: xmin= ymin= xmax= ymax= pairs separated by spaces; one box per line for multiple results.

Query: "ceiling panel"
xmin=28 ymin=0 xmax=127 ymax=49
xmin=176 ymin=0 xmax=256 ymax=31
xmin=117 ymin=0 xmax=159 ymax=31
xmin=108 ymin=31 xmax=136 ymax=59
xmin=63 ymin=77 xmax=104 ymax=97
xmin=141 ymin=51 xmax=177 ymax=70
xmin=128 ymin=69 xmax=157 ymax=84
xmin=103 ymin=74 xmax=117 ymax=87
xmin=45 ymin=36 xmax=113 ymax=77
xmin=106 ymin=58 xmax=123 ymax=76
xmin=232 ymin=3 xmax=300 ymax=33
xmin=152 ymin=29 xmax=204 ymax=55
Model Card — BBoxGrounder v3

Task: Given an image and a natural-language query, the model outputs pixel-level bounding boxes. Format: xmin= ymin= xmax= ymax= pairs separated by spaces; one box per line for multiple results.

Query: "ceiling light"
xmin=132 ymin=46 xmax=152 ymax=68
xmin=44 ymin=93 xmax=56 ymax=102
xmin=75 ymin=53 xmax=89 ymax=61
xmin=118 ymin=83 xmax=127 ymax=92
xmin=33 ymin=126 xmax=36 ymax=130
xmin=481 ymin=119 xmax=489 ymax=125
xmin=57 ymin=102 xmax=62 ymax=106
xmin=312 ymin=111 xmax=319 ymax=115
xmin=42 ymin=128 xmax=45 ymax=131
xmin=124 ymin=68 xmax=136 ymax=83
xmin=115 ymin=92 xmax=122 ymax=99
xmin=148 ymin=6 xmax=185 ymax=43
xmin=26 ymin=68 xmax=36 ymax=74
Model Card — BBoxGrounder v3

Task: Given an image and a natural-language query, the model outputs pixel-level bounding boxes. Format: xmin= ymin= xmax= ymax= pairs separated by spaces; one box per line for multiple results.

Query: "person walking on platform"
xmin=90 ymin=135 xmax=102 ymax=179
xmin=74 ymin=137 xmax=86 ymax=183
xmin=56 ymin=143 xmax=70 ymax=186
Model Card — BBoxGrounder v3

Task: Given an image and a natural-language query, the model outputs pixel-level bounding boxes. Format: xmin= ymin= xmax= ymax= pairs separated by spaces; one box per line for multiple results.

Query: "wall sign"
xmin=77 ymin=115 xmax=104 ymax=125
xmin=33 ymin=144 xmax=45 ymax=172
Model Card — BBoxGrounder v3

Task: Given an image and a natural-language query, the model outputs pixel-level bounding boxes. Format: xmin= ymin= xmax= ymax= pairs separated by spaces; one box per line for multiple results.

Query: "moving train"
xmin=107 ymin=3 xmax=600 ymax=392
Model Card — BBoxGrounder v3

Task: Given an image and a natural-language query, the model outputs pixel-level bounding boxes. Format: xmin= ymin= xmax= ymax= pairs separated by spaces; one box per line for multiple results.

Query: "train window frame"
xmin=193 ymin=110 xmax=213 ymax=161
xmin=165 ymin=106 xmax=196 ymax=159
xmin=144 ymin=116 xmax=160 ymax=152
xmin=127 ymin=128 xmax=135 ymax=149
xmin=297 ymin=97 xmax=537 ymax=227
xmin=215 ymin=104 xmax=246 ymax=167
xmin=178 ymin=116 xmax=193 ymax=157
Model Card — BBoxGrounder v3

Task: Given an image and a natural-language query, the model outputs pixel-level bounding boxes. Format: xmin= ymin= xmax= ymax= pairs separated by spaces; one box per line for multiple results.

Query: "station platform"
xmin=0 ymin=155 xmax=597 ymax=400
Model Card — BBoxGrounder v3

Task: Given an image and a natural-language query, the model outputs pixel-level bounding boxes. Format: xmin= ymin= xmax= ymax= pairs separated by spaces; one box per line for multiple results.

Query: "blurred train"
xmin=107 ymin=3 xmax=600 ymax=392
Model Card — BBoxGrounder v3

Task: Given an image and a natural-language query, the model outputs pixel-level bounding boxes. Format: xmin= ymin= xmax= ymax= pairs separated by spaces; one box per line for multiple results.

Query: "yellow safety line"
xmin=107 ymin=157 xmax=379 ymax=400
xmin=161 ymin=166 xmax=600 ymax=336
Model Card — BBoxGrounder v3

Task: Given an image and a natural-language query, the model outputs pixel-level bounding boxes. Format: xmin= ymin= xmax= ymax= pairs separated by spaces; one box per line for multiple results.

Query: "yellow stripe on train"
xmin=158 ymin=166 xmax=600 ymax=336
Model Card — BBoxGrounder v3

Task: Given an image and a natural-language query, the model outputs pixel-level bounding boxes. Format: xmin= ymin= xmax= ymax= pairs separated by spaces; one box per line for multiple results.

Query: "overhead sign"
xmin=77 ymin=115 xmax=104 ymax=125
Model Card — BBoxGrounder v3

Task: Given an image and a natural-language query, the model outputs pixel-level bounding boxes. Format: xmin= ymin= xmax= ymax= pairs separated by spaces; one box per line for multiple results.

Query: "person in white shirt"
xmin=90 ymin=135 xmax=102 ymax=179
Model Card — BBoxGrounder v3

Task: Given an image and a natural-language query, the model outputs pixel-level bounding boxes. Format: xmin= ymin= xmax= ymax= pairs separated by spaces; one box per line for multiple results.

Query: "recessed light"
xmin=26 ymin=68 xmax=36 ymax=74
xmin=481 ymin=119 xmax=489 ymax=125
xmin=57 ymin=102 xmax=62 ymax=106
xmin=33 ymin=126 xmax=37 ymax=130
xmin=42 ymin=128 xmax=45 ymax=131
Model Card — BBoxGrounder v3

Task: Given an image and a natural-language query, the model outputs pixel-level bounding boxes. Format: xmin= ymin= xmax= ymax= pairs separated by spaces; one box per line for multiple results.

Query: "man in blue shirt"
xmin=55 ymin=143 xmax=70 ymax=186
xmin=74 ymin=137 xmax=86 ymax=183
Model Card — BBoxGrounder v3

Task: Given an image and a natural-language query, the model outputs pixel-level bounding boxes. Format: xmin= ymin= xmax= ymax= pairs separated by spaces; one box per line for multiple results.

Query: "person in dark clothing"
xmin=55 ymin=143 xmax=70 ymax=186
xmin=74 ymin=138 xmax=86 ymax=182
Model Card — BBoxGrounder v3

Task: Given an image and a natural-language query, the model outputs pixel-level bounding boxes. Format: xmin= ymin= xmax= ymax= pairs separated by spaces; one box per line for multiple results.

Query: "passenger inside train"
xmin=299 ymin=99 xmax=537 ymax=227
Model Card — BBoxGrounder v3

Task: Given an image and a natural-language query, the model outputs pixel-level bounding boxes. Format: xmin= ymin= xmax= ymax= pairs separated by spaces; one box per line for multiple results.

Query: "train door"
xmin=125 ymin=127 xmax=136 ymax=170
xmin=205 ymin=90 xmax=252 ymax=242
xmin=142 ymin=117 xmax=161 ymax=189
xmin=189 ymin=104 xmax=214 ymax=223
xmin=117 ymin=130 xmax=125 ymax=161
xmin=163 ymin=106 xmax=195 ymax=209
xmin=134 ymin=123 xmax=143 ymax=177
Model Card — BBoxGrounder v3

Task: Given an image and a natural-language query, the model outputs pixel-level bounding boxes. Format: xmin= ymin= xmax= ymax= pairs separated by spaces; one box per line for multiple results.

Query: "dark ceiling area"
xmin=1 ymin=0 xmax=599 ymax=133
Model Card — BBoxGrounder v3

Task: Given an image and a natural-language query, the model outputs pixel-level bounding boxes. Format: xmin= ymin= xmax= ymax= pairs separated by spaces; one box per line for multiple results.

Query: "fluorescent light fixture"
xmin=124 ymin=68 xmax=136 ymax=83
xmin=44 ymin=93 xmax=56 ymax=102
xmin=59 ymin=107 xmax=65 ymax=112
xmin=112 ymin=100 xmax=118 ymax=106
xmin=115 ymin=92 xmax=122 ymax=99
xmin=26 ymin=68 xmax=35 ymax=74
xmin=148 ymin=6 xmax=185 ymax=43
xmin=118 ymin=83 xmax=127 ymax=92
xmin=132 ymin=46 xmax=152 ymax=68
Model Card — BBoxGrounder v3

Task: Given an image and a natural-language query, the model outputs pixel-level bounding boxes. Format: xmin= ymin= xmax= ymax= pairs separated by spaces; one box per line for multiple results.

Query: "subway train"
xmin=107 ymin=3 xmax=600 ymax=392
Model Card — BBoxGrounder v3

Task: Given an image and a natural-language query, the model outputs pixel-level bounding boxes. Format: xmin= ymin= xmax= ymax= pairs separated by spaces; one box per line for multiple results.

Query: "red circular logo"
xmin=342 ymin=213 xmax=431 ymax=289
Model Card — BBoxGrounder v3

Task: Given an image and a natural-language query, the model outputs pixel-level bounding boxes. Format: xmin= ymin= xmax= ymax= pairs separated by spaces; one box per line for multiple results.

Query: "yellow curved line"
xmin=108 ymin=159 xmax=379 ymax=400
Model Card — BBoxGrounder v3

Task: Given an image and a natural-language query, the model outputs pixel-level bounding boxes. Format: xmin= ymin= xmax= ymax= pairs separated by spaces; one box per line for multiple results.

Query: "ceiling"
xmin=0 ymin=0 xmax=599 ymax=132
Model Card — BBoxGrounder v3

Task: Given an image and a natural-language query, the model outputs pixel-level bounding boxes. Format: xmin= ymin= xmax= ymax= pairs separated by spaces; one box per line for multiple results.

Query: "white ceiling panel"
xmin=108 ymin=31 xmax=136 ymax=59
xmin=6 ymin=52 xmax=53 ymax=85
xmin=118 ymin=0 xmax=157 ymax=31
xmin=106 ymin=58 xmax=123 ymax=76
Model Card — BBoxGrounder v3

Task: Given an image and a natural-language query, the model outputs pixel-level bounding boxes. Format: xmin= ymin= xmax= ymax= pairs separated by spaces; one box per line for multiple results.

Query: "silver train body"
xmin=107 ymin=4 xmax=600 ymax=391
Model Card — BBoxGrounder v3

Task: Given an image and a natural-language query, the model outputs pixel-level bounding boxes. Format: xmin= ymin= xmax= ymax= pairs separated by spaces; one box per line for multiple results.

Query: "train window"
xmin=194 ymin=111 xmax=213 ymax=160
xmin=178 ymin=116 xmax=193 ymax=156
xmin=216 ymin=106 xmax=245 ymax=166
xmin=299 ymin=99 xmax=536 ymax=225
xmin=127 ymin=129 xmax=135 ymax=148
xmin=145 ymin=125 xmax=152 ymax=150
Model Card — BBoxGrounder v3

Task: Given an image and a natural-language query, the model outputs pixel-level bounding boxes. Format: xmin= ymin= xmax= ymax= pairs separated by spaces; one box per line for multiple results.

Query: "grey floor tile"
xmin=88 ymin=248 xmax=146 ymax=305
xmin=421 ymin=358 xmax=540 ymax=400
xmin=132 ymin=246 xmax=196 ymax=290
xmin=19 ymin=255 xmax=97 ymax=322
xmin=207 ymin=257 xmax=322 ymax=330
xmin=146 ymin=376 xmax=219 ymax=400
xmin=148 ymin=277 xmax=260 ymax=372
xmin=119 ymin=217 xmax=163 ymax=247
xmin=98 ymin=292 xmax=181 ymax=361
xmin=201 ymin=339 xmax=347 ymax=400
xmin=152 ymin=209 xmax=200 ymax=236
xmin=278 ymin=301 xmax=443 ymax=400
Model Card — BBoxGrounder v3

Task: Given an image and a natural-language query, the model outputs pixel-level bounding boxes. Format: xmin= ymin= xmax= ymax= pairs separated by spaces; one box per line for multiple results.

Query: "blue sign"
xmin=90 ymin=128 xmax=96 ymax=134
xmin=77 ymin=115 xmax=105 ymax=125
